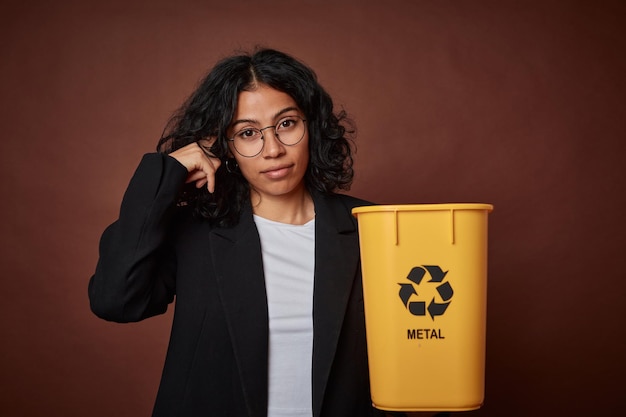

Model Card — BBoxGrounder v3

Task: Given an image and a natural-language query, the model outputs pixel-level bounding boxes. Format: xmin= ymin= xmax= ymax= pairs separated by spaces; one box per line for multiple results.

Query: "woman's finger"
xmin=203 ymin=157 xmax=221 ymax=193
xmin=186 ymin=170 xmax=208 ymax=184
xmin=195 ymin=178 xmax=208 ymax=189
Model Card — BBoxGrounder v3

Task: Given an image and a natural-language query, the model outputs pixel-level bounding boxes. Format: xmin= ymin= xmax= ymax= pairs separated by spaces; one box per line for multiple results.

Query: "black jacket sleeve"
xmin=88 ymin=153 xmax=189 ymax=323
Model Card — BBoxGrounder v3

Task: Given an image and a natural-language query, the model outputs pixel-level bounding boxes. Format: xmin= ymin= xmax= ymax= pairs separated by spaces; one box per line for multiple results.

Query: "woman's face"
xmin=228 ymin=84 xmax=310 ymax=202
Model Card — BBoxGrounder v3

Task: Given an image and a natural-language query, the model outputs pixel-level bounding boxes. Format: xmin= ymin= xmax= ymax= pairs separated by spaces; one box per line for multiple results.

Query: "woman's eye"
xmin=279 ymin=119 xmax=296 ymax=129
xmin=238 ymin=129 xmax=259 ymax=140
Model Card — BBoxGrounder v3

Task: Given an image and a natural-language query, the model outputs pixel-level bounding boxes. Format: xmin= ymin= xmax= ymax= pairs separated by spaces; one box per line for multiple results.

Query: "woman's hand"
xmin=169 ymin=139 xmax=221 ymax=193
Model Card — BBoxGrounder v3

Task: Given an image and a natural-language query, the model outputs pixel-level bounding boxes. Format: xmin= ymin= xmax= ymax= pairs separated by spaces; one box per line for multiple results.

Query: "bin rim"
xmin=352 ymin=203 xmax=493 ymax=216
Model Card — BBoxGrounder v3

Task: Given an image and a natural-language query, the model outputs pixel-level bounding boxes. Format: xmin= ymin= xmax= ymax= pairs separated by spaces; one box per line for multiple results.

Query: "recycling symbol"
xmin=398 ymin=265 xmax=454 ymax=320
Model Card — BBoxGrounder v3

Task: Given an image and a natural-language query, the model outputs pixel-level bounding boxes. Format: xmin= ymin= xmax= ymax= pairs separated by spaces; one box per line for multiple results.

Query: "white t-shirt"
xmin=253 ymin=215 xmax=315 ymax=417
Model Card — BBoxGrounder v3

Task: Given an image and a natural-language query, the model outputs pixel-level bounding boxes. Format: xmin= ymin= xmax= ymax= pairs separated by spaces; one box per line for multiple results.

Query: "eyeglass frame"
xmin=227 ymin=115 xmax=307 ymax=158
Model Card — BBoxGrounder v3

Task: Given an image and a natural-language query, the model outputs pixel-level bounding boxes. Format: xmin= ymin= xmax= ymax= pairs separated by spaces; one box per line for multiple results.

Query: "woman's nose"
xmin=261 ymin=130 xmax=285 ymax=157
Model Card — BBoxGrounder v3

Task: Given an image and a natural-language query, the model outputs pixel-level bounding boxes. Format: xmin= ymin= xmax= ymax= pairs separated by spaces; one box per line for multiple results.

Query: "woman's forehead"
xmin=232 ymin=85 xmax=300 ymax=124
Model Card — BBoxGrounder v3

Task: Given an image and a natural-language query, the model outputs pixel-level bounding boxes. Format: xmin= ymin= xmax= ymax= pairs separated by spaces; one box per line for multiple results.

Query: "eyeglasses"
xmin=228 ymin=115 xmax=307 ymax=157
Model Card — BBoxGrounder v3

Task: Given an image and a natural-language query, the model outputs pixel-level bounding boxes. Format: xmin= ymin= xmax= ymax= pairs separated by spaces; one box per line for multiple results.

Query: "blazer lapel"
xmin=310 ymin=192 xmax=361 ymax=417
xmin=209 ymin=205 xmax=269 ymax=417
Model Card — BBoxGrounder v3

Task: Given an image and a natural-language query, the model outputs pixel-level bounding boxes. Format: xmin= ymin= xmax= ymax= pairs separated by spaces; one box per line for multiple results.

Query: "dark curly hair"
xmin=157 ymin=48 xmax=354 ymax=227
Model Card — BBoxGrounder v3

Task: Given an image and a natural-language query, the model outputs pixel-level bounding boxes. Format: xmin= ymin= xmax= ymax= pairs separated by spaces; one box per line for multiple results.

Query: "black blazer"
xmin=89 ymin=153 xmax=382 ymax=417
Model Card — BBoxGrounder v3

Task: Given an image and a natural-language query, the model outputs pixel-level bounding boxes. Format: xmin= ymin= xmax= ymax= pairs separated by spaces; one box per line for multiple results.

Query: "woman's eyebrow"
xmin=231 ymin=106 xmax=301 ymax=128
xmin=273 ymin=106 xmax=300 ymax=119
xmin=230 ymin=118 xmax=258 ymax=128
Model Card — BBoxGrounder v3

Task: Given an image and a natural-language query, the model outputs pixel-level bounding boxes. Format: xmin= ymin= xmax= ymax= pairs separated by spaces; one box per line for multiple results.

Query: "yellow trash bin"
xmin=352 ymin=203 xmax=493 ymax=412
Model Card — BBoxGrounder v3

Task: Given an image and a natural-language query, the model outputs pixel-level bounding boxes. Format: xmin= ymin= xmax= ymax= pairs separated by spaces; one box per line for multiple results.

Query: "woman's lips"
xmin=261 ymin=164 xmax=293 ymax=179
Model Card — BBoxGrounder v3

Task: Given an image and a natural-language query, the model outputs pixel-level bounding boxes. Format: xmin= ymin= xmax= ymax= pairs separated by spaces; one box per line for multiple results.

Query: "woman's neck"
xmin=250 ymin=187 xmax=315 ymax=225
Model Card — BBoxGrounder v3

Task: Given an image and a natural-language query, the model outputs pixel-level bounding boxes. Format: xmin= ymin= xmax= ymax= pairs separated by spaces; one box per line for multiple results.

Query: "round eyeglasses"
xmin=228 ymin=116 xmax=307 ymax=157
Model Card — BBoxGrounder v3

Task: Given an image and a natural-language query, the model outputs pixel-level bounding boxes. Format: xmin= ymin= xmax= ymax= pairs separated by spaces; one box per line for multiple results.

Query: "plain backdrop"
xmin=1 ymin=1 xmax=625 ymax=416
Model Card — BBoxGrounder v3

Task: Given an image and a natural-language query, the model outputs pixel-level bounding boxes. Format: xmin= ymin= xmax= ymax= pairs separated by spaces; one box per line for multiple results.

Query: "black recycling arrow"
xmin=424 ymin=265 xmax=448 ymax=282
xmin=398 ymin=283 xmax=416 ymax=307
xmin=428 ymin=298 xmax=450 ymax=319
xmin=436 ymin=281 xmax=454 ymax=302
xmin=407 ymin=266 xmax=426 ymax=285
xmin=409 ymin=301 xmax=426 ymax=316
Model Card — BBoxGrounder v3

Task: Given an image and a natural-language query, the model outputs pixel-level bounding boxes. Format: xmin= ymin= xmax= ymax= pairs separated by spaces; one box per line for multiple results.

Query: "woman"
xmin=88 ymin=48 xmax=381 ymax=417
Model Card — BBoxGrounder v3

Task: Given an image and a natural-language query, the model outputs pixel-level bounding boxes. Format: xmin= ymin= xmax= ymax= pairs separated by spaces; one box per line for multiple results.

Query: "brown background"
xmin=1 ymin=0 xmax=625 ymax=416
